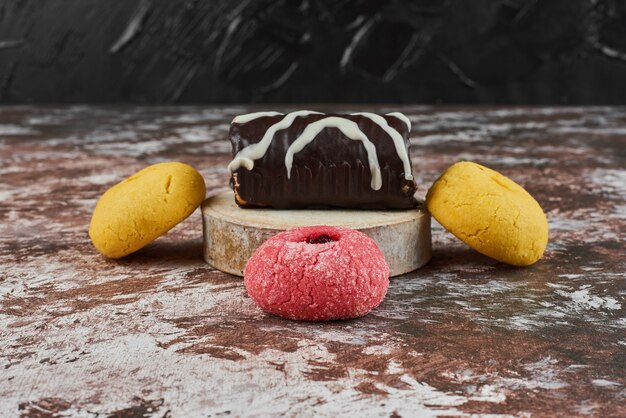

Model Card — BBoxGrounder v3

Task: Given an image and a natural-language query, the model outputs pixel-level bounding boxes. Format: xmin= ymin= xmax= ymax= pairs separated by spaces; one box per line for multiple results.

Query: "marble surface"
xmin=0 ymin=106 xmax=625 ymax=417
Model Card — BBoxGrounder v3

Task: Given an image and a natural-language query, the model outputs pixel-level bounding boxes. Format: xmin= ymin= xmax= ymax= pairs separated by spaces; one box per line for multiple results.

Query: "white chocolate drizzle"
xmin=227 ymin=110 xmax=413 ymax=191
xmin=232 ymin=111 xmax=283 ymax=124
xmin=351 ymin=112 xmax=414 ymax=181
xmin=284 ymin=117 xmax=382 ymax=190
xmin=385 ymin=112 xmax=411 ymax=131
xmin=227 ymin=110 xmax=322 ymax=172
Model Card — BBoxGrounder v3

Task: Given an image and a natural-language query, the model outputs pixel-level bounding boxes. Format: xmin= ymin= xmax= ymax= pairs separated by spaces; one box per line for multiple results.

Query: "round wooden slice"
xmin=201 ymin=192 xmax=432 ymax=277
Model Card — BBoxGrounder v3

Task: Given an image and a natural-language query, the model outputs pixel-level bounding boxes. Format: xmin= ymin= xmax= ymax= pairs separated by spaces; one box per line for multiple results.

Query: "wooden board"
xmin=202 ymin=191 xmax=431 ymax=277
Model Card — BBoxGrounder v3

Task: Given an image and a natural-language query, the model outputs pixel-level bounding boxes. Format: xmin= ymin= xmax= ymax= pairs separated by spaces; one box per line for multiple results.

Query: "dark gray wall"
xmin=1 ymin=0 xmax=626 ymax=104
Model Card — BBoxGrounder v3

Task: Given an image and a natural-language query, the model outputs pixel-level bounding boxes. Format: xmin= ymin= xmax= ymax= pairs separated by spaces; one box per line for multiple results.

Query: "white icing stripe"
xmin=232 ymin=111 xmax=283 ymax=124
xmin=385 ymin=112 xmax=411 ymax=131
xmin=351 ymin=112 xmax=414 ymax=181
xmin=228 ymin=110 xmax=322 ymax=172
xmin=285 ymin=117 xmax=382 ymax=191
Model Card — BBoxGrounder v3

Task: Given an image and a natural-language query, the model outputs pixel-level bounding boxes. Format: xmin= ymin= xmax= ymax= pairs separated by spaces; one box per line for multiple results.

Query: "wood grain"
xmin=201 ymin=191 xmax=431 ymax=277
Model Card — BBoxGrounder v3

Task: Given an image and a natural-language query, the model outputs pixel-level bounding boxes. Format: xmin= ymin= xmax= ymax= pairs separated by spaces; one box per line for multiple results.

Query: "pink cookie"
xmin=244 ymin=225 xmax=390 ymax=321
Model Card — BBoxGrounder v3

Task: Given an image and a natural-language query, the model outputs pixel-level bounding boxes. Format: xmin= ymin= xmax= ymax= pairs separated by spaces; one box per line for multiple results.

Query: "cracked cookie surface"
xmin=426 ymin=161 xmax=548 ymax=266
xmin=89 ymin=162 xmax=206 ymax=258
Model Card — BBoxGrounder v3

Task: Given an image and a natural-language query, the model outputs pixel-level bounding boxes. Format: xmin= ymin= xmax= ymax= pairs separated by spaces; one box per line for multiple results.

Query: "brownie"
xmin=227 ymin=111 xmax=418 ymax=209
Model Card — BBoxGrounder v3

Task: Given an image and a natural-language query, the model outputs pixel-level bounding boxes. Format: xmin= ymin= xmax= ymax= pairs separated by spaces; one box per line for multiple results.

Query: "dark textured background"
xmin=1 ymin=0 xmax=626 ymax=104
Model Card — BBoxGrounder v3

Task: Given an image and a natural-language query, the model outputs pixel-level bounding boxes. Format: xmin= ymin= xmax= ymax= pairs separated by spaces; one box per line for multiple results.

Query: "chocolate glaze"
xmin=229 ymin=113 xmax=418 ymax=209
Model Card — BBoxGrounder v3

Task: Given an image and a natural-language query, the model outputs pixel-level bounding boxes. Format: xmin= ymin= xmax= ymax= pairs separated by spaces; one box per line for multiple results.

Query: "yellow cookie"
xmin=89 ymin=162 xmax=206 ymax=258
xmin=426 ymin=161 xmax=548 ymax=266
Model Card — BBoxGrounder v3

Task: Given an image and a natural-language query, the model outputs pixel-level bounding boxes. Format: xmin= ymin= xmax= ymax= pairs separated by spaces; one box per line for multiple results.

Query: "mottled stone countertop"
xmin=1 ymin=106 xmax=625 ymax=417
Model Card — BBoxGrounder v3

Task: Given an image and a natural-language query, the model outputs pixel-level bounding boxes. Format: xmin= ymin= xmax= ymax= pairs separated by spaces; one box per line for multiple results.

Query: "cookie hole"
xmin=306 ymin=234 xmax=336 ymax=244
